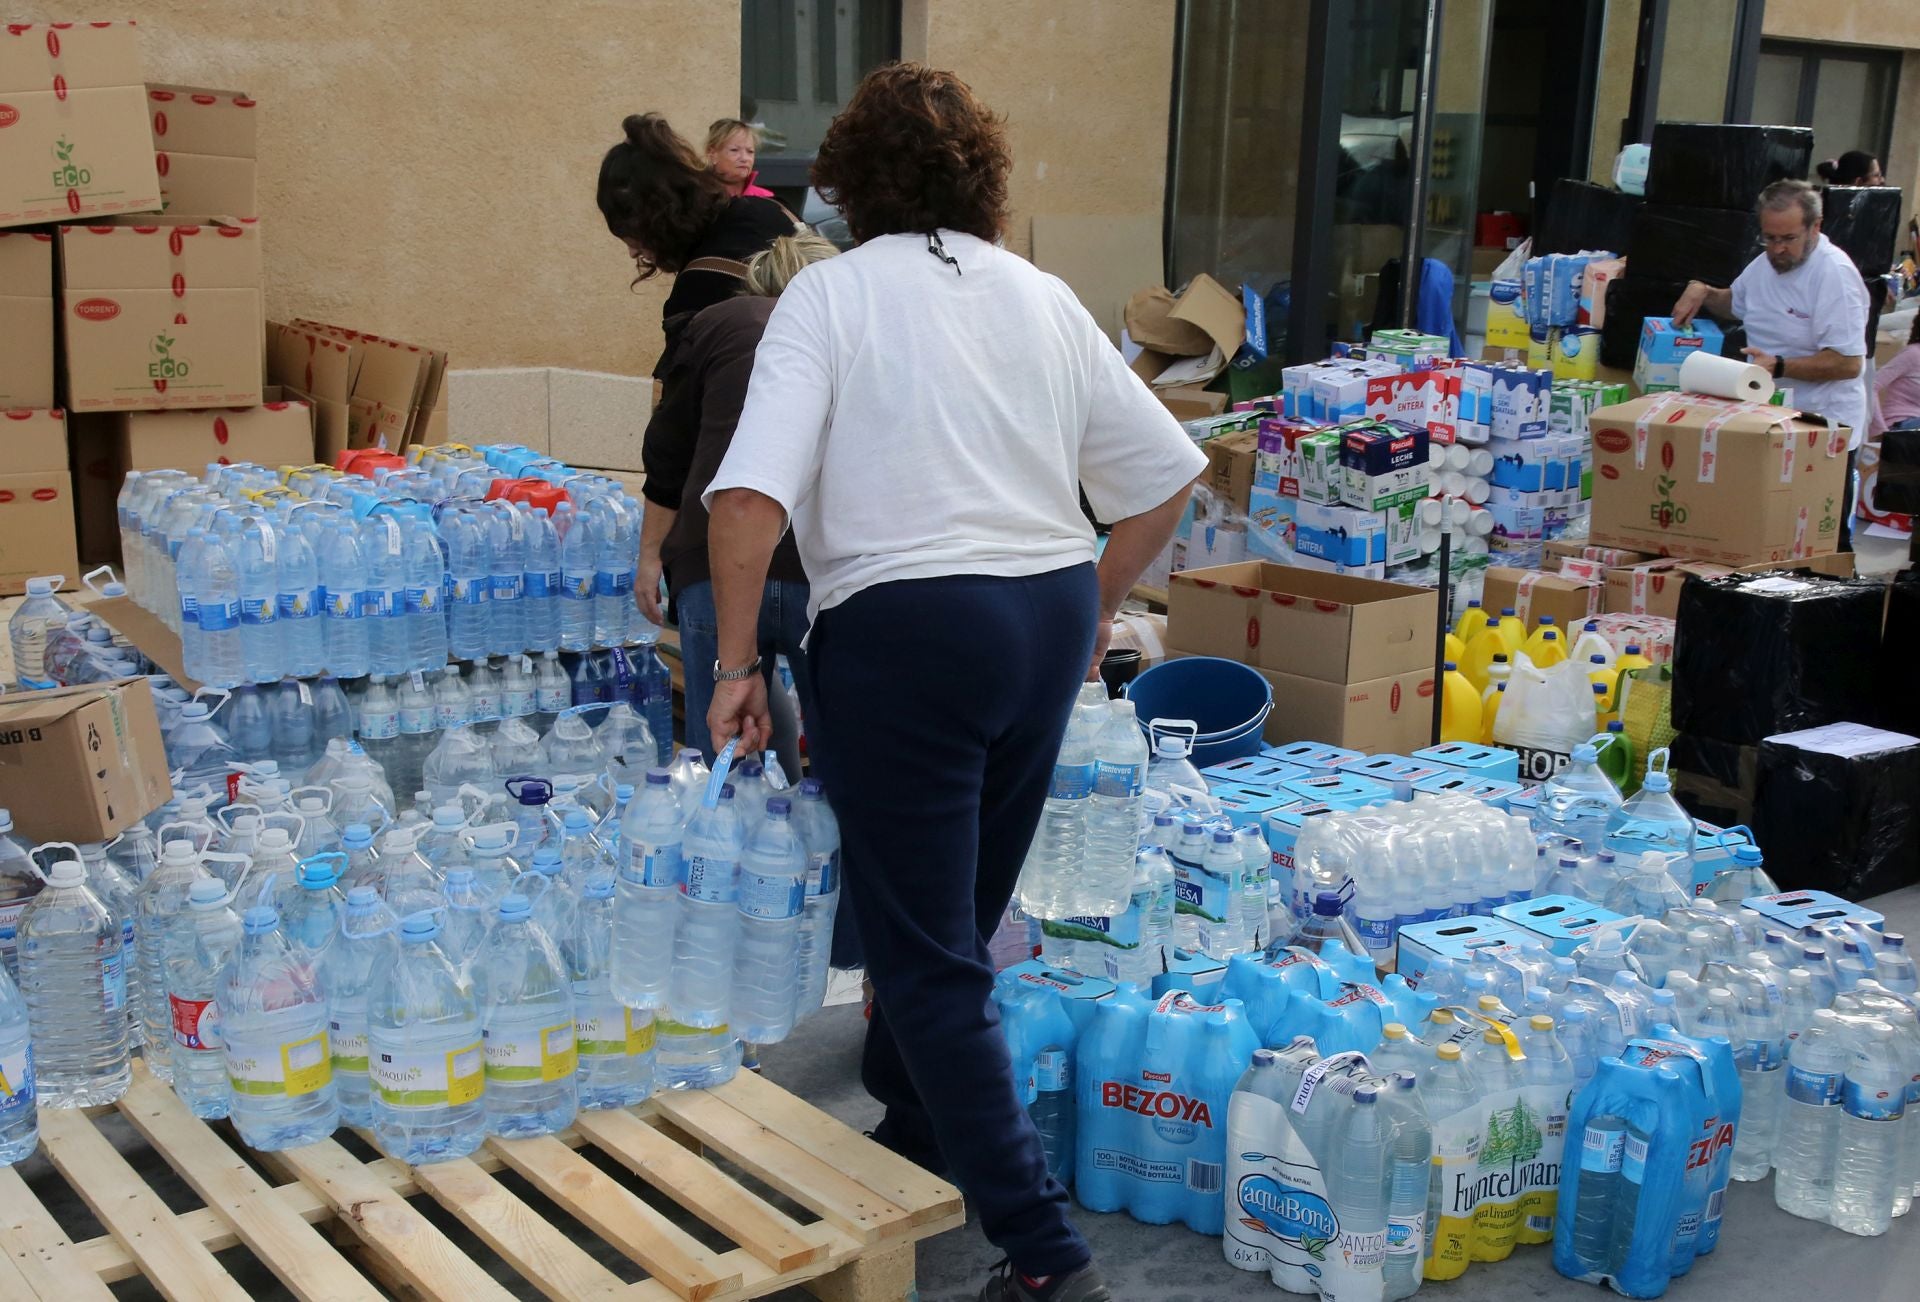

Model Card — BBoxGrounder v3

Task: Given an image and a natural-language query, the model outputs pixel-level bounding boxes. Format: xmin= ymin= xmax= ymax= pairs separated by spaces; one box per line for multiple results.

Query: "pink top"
xmin=1874 ymin=342 xmax=1920 ymax=438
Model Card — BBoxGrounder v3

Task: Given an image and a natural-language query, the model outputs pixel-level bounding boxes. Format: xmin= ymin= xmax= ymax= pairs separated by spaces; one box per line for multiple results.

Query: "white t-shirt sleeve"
xmin=703 ymin=273 xmax=833 ymax=514
xmin=1729 ymin=258 xmax=1757 ymax=320
xmin=1811 ymin=258 xmax=1870 ymax=357
xmin=1073 ymin=313 xmax=1208 ymax=524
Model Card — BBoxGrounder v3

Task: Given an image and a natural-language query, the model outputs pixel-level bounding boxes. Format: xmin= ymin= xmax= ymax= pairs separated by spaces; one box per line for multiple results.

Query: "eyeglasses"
xmin=1757 ymin=232 xmax=1809 ymax=248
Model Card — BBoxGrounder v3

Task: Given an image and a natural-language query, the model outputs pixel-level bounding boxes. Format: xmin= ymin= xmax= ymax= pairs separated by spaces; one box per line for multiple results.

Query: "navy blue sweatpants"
xmin=801 ymin=564 xmax=1097 ymax=1276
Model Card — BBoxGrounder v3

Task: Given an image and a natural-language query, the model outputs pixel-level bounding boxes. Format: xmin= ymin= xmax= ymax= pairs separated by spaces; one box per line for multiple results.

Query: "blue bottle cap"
xmin=645 ymin=769 xmax=672 ymax=787
xmin=767 ymin=797 xmax=791 ymax=819
xmin=1313 ymin=891 xmax=1342 ymax=916
xmin=400 ymin=911 xmax=441 ymax=941
xmin=563 ymin=809 xmax=592 ymax=831
xmin=345 ymin=886 xmax=381 ymax=908
xmin=531 ymin=847 xmax=562 ymax=874
xmin=242 ymin=904 xmax=278 ymax=935
xmin=497 ymin=893 xmax=531 ymax=922
xmin=799 ymin=777 xmax=824 ymax=798
xmin=581 ymin=878 xmax=614 ymax=901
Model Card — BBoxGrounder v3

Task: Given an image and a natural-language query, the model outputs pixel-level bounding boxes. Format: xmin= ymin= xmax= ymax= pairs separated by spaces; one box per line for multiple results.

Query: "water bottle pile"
xmin=108 ymin=442 xmax=655 ymax=690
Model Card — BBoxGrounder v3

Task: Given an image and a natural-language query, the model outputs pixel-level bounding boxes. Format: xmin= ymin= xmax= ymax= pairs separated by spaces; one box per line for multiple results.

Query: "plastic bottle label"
xmin=405 ymin=584 xmax=440 ymax=615
xmin=1172 ymin=860 xmax=1235 ymax=925
xmin=684 ymin=855 xmax=738 ymax=903
xmin=524 ymin=570 xmax=559 ymax=599
xmin=361 ymin=710 xmax=400 ymax=740
xmin=1621 ymin=1131 xmax=1648 ymax=1183
xmin=537 ymin=683 xmax=570 ymax=711
xmin=199 ymin=599 xmax=240 ymax=632
xmin=1842 ymin=1077 xmax=1904 ymax=1121
xmin=1048 ymin=761 xmax=1094 ymax=801
xmin=1034 ymin=1048 xmax=1069 ymax=1092
xmin=170 ymin=993 xmax=222 ymax=1051
xmin=370 ymin=1040 xmax=484 ymax=1108
xmin=504 ymin=688 xmax=535 ymax=717
xmin=326 ymin=589 xmax=362 ymax=620
xmin=449 ymin=577 xmax=488 ymax=606
xmin=179 ymin=594 xmax=198 ymax=625
xmin=629 ymin=842 xmax=683 ymax=889
xmin=491 ymin=574 xmax=524 ymax=601
xmin=100 ymin=947 xmax=126 ymax=1013
xmin=594 ymin=568 xmax=635 ymax=597
xmin=240 ymin=596 xmax=277 ymax=626
xmin=1051 ymin=904 xmax=1144 ymax=951
xmin=1785 ymin=1065 xmax=1843 ymax=1106
xmin=806 ymin=850 xmax=838 ymax=897
xmin=562 ymin=572 xmax=594 ymax=601
xmin=576 ymin=1005 xmax=655 ymax=1059
xmin=483 ymin=1021 xmax=577 ymax=1082
xmin=1092 ymin=760 xmax=1144 ymax=798
xmin=329 ymin=1020 xmax=368 ymax=1073
xmin=360 ymin=589 xmax=389 ymax=618
xmin=1581 ymin=1124 xmax=1624 ymax=1173
xmin=225 ymin=1029 xmax=332 ymax=1097
xmin=0 ymin=1041 xmax=31 ymax=1110
xmin=737 ymin=871 xmax=804 ymax=920
xmin=278 ymin=587 xmax=321 ymax=620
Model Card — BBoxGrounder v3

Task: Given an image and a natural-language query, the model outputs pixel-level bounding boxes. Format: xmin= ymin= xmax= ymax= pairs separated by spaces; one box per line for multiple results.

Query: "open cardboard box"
xmin=0 ymin=677 xmax=170 ymax=842
xmin=1167 ymin=560 xmax=1437 ymax=684
xmin=0 ymin=22 xmax=162 ymax=229
xmin=270 ymin=318 xmax=449 ymax=461
xmin=1125 ymin=273 xmax=1243 ymax=418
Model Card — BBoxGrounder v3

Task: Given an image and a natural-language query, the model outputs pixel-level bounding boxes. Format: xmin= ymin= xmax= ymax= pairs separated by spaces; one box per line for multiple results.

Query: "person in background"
xmin=636 ymin=233 xmax=838 ymax=782
xmin=596 ymin=113 xmax=794 ymax=381
xmin=702 ymin=63 xmax=1203 ymax=1302
xmin=1816 ymin=150 xmax=1884 ymax=187
xmin=706 ymin=118 xmax=777 ymax=198
xmin=1672 ymin=178 xmax=1870 ymax=548
xmin=1872 ymin=313 xmax=1920 ymax=438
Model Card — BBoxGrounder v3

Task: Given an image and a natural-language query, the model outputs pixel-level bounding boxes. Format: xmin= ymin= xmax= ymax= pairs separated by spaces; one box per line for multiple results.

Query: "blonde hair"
xmin=745 ymin=233 xmax=839 ymax=297
xmin=706 ymin=118 xmax=759 ymax=154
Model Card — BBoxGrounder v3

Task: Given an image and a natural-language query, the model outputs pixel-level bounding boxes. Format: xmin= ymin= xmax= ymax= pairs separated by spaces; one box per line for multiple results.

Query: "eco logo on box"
xmin=148 ymin=332 xmax=190 ymax=382
xmin=51 ymin=137 xmax=91 ymax=188
xmin=1650 ymin=472 xmax=1688 ymax=529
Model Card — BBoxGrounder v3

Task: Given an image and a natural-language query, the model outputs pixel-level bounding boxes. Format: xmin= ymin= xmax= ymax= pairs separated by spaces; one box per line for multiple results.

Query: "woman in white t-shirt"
xmin=701 ymin=64 xmax=1204 ymax=1302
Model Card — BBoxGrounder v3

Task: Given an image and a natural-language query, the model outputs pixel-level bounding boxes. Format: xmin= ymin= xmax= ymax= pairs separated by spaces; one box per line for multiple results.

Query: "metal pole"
xmin=1431 ymin=529 xmax=1451 ymax=746
xmin=1397 ymin=0 xmax=1444 ymax=330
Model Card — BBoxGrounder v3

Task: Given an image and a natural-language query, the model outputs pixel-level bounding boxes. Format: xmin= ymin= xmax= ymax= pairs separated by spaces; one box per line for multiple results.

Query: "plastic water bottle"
xmin=1383 ymin=1073 xmax=1432 ymax=1300
xmin=501 ymin=655 xmax=539 ymax=723
xmin=433 ymin=665 xmax=471 ymax=732
xmin=1016 ymin=684 xmax=1102 ymax=918
xmin=275 ymin=515 xmax=325 ymax=678
xmin=1328 ymin=1084 xmax=1390 ymax=1288
xmin=523 ymin=507 xmax=561 ymax=654
xmin=327 ymin=886 xmax=397 ymax=1128
xmin=367 ymin=911 xmax=487 ymax=1164
xmin=1534 ymin=736 xmax=1623 ymax=850
xmin=669 ymin=786 xmax=744 ymax=1029
xmin=162 ymin=877 xmax=241 ymax=1117
xmin=0 ymin=812 xmax=44 ymax=983
xmin=591 ymin=499 xmax=637 ymax=647
xmin=1298 ymin=890 xmax=1366 ymax=961
xmin=569 ymin=877 xmax=653 ymax=1109
xmin=630 ymin=629 xmax=675 ymax=767
xmin=1083 ymin=700 xmax=1147 ymax=917
xmin=363 ymin=513 xmax=410 ymax=676
xmin=19 ymin=856 xmax=130 ymax=1113
xmin=264 ymin=678 xmax=317 ymax=775
xmin=613 ymin=769 xmax=683 ymax=1010
xmin=1603 ymin=748 xmax=1694 ymax=866
xmin=235 ymin=518 xmax=282 ymax=683
xmin=1832 ymin=1017 xmax=1904 ymax=1235
xmin=732 ymin=797 xmax=807 ymax=1044
xmin=1776 ymin=1008 xmax=1850 ymax=1220
xmin=1729 ymin=980 xmax=1787 ymax=1181
xmin=76 ymin=842 xmax=142 ymax=1049
xmin=135 ymin=836 xmax=208 ymax=1077
xmin=559 ymin=511 xmax=596 ymax=651
xmin=0 ymin=959 xmax=35 ymax=1162
xmin=283 ymin=854 xmax=345 ymax=963
xmin=535 ymin=651 xmax=572 ymax=731
xmin=319 ymin=520 xmax=371 ymax=678
xmin=195 ymin=527 xmax=246 ymax=688
xmin=1569 ymin=1113 xmax=1629 ymax=1270
xmin=790 ymin=779 xmax=840 ymax=1019
xmin=401 ymin=509 xmax=449 ymax=670
xmin=469 ymin=657 xmax=503 ymax=725
xmin=475 ymin=892 xmax=577 ymax=1136
xmin=219 ymin=888 xmax=338 ymax=1149
xmin=8 ymin=575 xmax=70 ymax=687
xmin=485 ymin=503 xmax=525 ymax=656
xmin=440 ymin=507 xmax=491 ymax=661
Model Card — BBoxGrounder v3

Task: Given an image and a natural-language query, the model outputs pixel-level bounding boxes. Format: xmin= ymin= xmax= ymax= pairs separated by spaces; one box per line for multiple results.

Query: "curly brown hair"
xmin=810 ymin=63 xmax=1011 ymax=245
xmin=597 ymin=113 xmax=732 ymax=280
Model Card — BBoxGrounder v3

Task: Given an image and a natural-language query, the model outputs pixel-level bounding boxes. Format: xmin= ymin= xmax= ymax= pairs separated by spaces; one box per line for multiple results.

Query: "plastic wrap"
xmin=1672 ymin=570 xmax=1886 ymax=744
xmin=1534 ymin=178 xmax=1643 ymax=256
xmin=1669 ymin=732 xmax=1757 ymax=828
xmin=1877 ymin=426 xmax=1920 ymax=514
xmin=1820 ymin=186 xmax=1903 ymax=276
xmin=1644 ymin=123 xmax=1814 ymax=210
xmin=1755 ymin=725 xmax=1920 ymax=899
xmin=1628 ymin=204 xmax=1763 ymax=287
xmin=1878 ymin=570 xmax=1920 ymax=738
xmin=1600 ymin=277 xmax=1690 ymax=369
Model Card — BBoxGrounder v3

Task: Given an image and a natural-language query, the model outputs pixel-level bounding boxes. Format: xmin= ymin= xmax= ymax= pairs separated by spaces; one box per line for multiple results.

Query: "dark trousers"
xmin=802 ymin=564 xmax=1098 ymax=1277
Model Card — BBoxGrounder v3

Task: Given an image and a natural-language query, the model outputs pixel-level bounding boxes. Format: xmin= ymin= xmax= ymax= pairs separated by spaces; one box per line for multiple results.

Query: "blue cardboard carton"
xmin=1633 ymin=316 xmax=1725 ymax=392
xmin=1494 ymin=894 xmax=1629 ymax=956
xmin=1265 ymin=741 xmax=1366 ymax=775
xmin=1413 ymin=741 xmax=1522 ymax=783
xmin=1395 ymin=916 xmax=1526 ymax=988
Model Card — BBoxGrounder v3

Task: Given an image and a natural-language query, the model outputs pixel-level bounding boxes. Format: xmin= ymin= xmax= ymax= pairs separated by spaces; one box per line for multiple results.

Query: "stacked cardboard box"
xmin=0 ymin=408 xmax=80 ymax=593
xmin=144 ymin=83 xmax=258 ymax=217
xmin=0 ymin=230 xmax=54 ymax=409
xmin=1166 ymin=561 xmax=1439 ymax=752
xmin=0 ymin=22 xmax=162 ymax=229
xmin=269 ymin=319 xmax=450 ymax=462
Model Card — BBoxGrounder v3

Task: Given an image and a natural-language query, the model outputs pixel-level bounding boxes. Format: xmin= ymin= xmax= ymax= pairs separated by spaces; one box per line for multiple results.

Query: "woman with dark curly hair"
xmin=595 ymin=113 xmax=795 ymax=379
xmin=701 ymin=63 xmax=1203 ymax=1302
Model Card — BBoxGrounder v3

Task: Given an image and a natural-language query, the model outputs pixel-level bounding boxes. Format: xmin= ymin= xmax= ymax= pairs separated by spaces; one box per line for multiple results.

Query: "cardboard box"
xmin=1203 ymin=429 xmax=1257 ymax=513
xmin=0 ymin=406 xmax=68 ymax=474
xmin=0 ymin=678 xmax=170 ymax=842
xmin=58 ymin=218 xmax=263 ymax=411
xmin=0 ymin=229 xmax=55 ymax=409
xmin=1633 ymin=317 xmax=1724 ymax=392
xmin=1605 ymin=552 xmax=1856 ymax=619
xmin=0 ymin=23 xmax=162 ymax=229
xmin=273 ymin=319 xmax=448 ymax=459
xmin=145 ymin=85 xmax=257 ymax=159
xmin=1481 ymin=566 xmax=1601 ymax=629
xmin=1168 ymin=561 xmax=1437 ymax=683
xmin=0 ymin=465 xmax=78 ymax=594
xmin=153 ymin=150 xmax=256 ymax=218
xmin=1587 ymin=393 xmax=1850 ymax=564
xmin=102 ymin=388 xmax=314 ymax=473
xmin=1125 ymin=274 xmax=1244 ymax=404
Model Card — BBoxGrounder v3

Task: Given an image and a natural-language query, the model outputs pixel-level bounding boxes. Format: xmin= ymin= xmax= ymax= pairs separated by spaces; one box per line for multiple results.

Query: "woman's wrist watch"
xmin=713 ymin=656 xmax=763 ymax=683
xmin=1773 ymin=355 xmax=1787 ymax=379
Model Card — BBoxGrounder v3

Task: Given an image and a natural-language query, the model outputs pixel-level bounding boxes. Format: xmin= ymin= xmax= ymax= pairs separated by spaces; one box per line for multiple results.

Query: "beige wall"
xmin=15 ymin=0 xmax=738 ymax=378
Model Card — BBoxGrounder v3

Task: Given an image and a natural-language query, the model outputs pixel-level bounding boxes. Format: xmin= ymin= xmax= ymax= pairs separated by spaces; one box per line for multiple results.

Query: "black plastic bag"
xmin=1878 ymin=570 xmax=1920 ymax=738
xmin=1673 ymin=570 xmax=1885 ymax=745
xmin=1755 ymin=727 xmax=1920 ymax=899
xmin=1600 ymin=276 xmax=1691 ymax=368
xmin=1534 ymin=179 xmax=1642 ymax=257
xmin=1629 ymin=204 xmax=1763 ymax=287
xmin=1820 ymin=186 xmax=1903 ymax=276
xmin=1645 ymin=123 xmax=1814 ymax=210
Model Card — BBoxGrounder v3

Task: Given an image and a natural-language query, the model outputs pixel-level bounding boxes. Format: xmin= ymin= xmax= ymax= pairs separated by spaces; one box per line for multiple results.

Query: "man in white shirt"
xmin=1672 ymin=178 xmax=1869 ymax=546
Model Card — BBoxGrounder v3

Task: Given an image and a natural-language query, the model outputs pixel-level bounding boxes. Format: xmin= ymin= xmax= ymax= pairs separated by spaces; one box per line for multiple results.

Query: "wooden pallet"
xmin=0 ymin=1061 xmax=963 ymax=1302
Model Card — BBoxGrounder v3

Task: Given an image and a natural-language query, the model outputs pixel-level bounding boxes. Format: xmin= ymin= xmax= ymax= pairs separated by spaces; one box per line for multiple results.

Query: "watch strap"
xmin=713 ymin=656 xmax=763 ymax=682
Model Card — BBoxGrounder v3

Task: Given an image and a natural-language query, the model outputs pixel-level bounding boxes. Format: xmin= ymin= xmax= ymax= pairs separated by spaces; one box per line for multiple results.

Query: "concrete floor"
xmin=757 ymin=887 xmax=1920 ymax=1301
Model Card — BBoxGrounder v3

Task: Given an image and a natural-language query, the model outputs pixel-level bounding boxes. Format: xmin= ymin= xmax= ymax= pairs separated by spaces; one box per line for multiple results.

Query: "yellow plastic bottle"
xmin=1494 ymin=608 xmax=1526 ymax=657
xmin=1587 ymin=654 xmax=1621 ymax=715
xmin=1441 ymin=661 xmax=1483 ymax=742
xmin=1521 ymin=615 xmax=1563 ymax=665
xmin=1454 ymin=598 xmax=1489 ymax=647
xmin=1480 ymin=681 xmax=1506 ymax=744
xmin=1527 ymin=627 xmax=1568 ymax=668
xmin=1446 ymin=631 xmax=1467 ymax=666
xmin=1615 ymin=642 xmax=1654 ymax=679
xmin=1462 ymin=620 xmax=1508 ymax=692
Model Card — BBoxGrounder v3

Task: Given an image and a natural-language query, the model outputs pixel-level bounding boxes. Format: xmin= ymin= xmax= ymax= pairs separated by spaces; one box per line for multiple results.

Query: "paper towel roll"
xmin=1446 ymin=498 xmax=1473 ymax=526
xmin=1445 ymin=444 xmax=1472 ymax=472
xmin=1467 ymin=448 xmax=1494 ymax=478
xmin=1679 ymin=349 xmax=1775 ymax=402
xmin=1418 ymin=498 xmax=1445 ymax=527
xmin=1464 ymin=477 xmax=1491 ymax=505
xmin=1466 ymin=508 xmax=1494 ymax=537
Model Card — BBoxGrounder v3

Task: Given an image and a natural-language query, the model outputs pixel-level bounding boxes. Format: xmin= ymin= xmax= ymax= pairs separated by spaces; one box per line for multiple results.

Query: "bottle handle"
xmin=703 ymin=739 xmax=740 ymax=810
xmin=81 ymin=564 xmax=120 ymax=596
xmin=289 ymin=784 xmax=335 ymax=815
